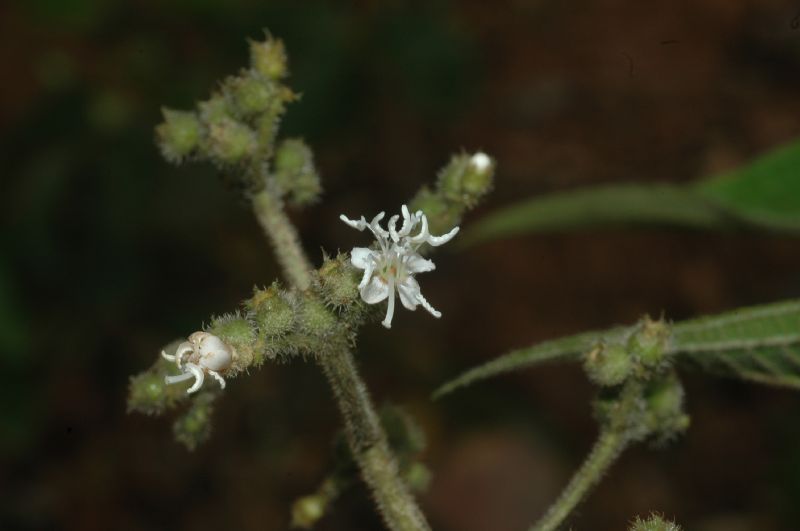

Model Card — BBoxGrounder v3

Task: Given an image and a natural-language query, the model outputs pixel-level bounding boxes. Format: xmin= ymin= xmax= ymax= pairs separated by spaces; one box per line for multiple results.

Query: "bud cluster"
xmin=584 ymin=316 xmax=673 ymax=387
xmin=155 ymin=35 xmax=320 ymax=201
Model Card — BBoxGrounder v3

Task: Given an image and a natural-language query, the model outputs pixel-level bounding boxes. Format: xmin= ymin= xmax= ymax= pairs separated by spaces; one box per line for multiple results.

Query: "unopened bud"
xmin=644 ymin=372 xmax=689 ymax=440
xmin=438 ymin=152 xmax=495 ymax=207
xmin=584 ymin=342 xmax=632 ymax=387
xmin=207 ymin=117 xmax=257 ymax=164
xmin=274 ymin=139 xmax=321 ymax=205
xmin=291 ymin=494 xmax=326 ymax=529
xmin=229 ymin=72 xmax=279 ymax=117
xmin=628 ymin=316 xmax=671 ymax=368
xmin=250 ymin=36 xmax=288 ymax=80
xmin=172 ymin=392 xmax=215 ymax=451
xmin=318 ymin=254 xmax=360 ymax=309
xmin=248 ymin=285 xmax=296 ymax=338
xmin=299 ymin=298 xmax=337 ymax=338
xmin=155 ymin=108 xmax=201 ymax=163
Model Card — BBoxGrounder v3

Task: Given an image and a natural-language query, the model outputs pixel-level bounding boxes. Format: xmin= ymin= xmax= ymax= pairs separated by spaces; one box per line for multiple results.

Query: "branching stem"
xmin=251 ymin=187 xmax=431 ymax=531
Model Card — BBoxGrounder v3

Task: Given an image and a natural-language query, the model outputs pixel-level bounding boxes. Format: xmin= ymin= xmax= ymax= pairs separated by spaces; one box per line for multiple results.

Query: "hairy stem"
xmin=252 ymin=189 xmax=314 ymax=291
xmin=252 ymin=187 xmax=431 ymax=531
xmin=321 ymin=348 xmax=431 ymax=530
xmin=531 ymin=383 xmax=643 ymax=531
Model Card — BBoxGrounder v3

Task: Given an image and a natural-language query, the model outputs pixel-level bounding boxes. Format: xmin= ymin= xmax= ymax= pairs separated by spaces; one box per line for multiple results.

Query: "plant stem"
xmin=251 ymin=189 xmax=313 ymax=291
xmin=530 ymin=427 xmax=630 ymax=531
xmin=531 ymin=382 xmax=643 ymax=531
xmin=321 ymin=348 xmax=432 ymax=531
xmin=251 ymin=187 xmax=431 ymax=531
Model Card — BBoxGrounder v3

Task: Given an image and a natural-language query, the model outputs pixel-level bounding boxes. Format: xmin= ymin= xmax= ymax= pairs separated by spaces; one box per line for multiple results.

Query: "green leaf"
xmin=695 ymin=140 xmax=800 ymax=231
xmin=461 ymin=139 xmax=800 ymax=247
xmin=433 ymin=327 xmax=628 ymax=398
xmin=673 ymin=299 xmax=800 ymax=389
xmin=435 ymin=299 xmax=800 ymax=397
xmin=460 ymin=184 xmax=727 ymax=246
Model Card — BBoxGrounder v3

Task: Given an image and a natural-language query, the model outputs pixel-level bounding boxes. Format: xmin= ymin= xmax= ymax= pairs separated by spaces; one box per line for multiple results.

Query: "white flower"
xmin=161 ymin=332 xmax=234 ymax=394
xmin=340 ymin=204 xmax=459 ymax=328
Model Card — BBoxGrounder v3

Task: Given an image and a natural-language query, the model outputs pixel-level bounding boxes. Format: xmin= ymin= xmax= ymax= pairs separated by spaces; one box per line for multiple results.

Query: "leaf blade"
xmin=433 ymin=327 xmax=628 ymax=398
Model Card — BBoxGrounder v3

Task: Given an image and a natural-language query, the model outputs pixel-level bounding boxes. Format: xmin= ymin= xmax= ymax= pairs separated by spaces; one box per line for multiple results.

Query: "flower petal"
xmin=405 ymin=253 xmax=435 ymax=274
xmin=360 ymin=276 xmax=390 ymax=304
xmin=350 ymin=247 xmax=373 ymax=270
xmin=427 ymin=225 xmax=459 ymax=247
xmin=397 ymin=276 xmax=421 ymax=310
xmin=340 ymin=214 xmax=367 ymax=231
xmin=416 ymin=290 xmax=441 ymax=318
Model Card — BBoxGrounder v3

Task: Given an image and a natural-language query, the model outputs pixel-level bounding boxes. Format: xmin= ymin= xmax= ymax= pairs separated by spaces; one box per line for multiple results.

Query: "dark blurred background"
xmin=3 ymin=1 xmax=800 ymax=529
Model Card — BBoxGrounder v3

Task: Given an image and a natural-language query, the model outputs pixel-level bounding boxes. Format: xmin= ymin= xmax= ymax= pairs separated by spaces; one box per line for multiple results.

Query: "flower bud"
xmin=155 ymin=108 xmax=201 ymax=163
xmin=228 ymin=72 xmax=279 ymax=118
xmin=248 ymin=285 xmax=296 ymax=339
xmin=206 ymin=117 xmax=257 ymax=164
xmin=437 ymin=152 xmax=495 ymax=207
xmin=250 ymin=36 xmax=288 ymax=80
xmin=643 ymin=372 xmax=690 ymax=441
xmin=628 ymin=316 xmax=671 ymax=369
xmin=299 ymin=298 xmax=337 ymax=338
xmin=462 ymin=152 xmax=495 ymax=197
xmin=198 ymin=94 xmax=233 ymax=125
xmin=208 ymin=314 xmax=255 ymax=369
xmin=291 ymin=494 xmax=327 ymax=529
xmin=584 ymin=342 xmax=632 ymax=387
xmin=274 ymin=138 xmax=322 ymax=205
xmin=405 ymin=462 xmax=432 ymax=492
xmin=172 ymin=392 xmax=216 ymax=451
xmin=127 ymin=342 xmax=192 ymax=415
xmin=318 ymin=254 xmax=360 ymax=309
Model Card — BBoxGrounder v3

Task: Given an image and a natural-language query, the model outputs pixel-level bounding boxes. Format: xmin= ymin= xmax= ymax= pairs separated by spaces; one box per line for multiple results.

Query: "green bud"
xmin=155 ymin=108 xmax=201 ymax=163
xmin=318 ymin=254 xmax=360 ymax=309
xmin=584 ymin=343 xmax=632 ymax=387
xmin=629 ymin=514 xmax=682 ymax=531
xmin=291 ymin=494 xmax=327 ymax=529
xmin=298 ymin=298 xmax=337 ymax=338
xmin=405 ymin=462 xmax=432 ymax=493
xmin=248 ymin=285 xmax=296 ymax=338
xmin=462 ymin=152 xmax=495 ymax=198
xmin=127 ymin=342 xmax=192 ymax=415
xmin=229 ymin=71 xmax=279 ymax=118
xmin=172 ymin=392 xmax=216 ymax=451
xmin=208 ymin=314 xmax=256 ymax=370
xmin=437 ymin=152 xmax=495 ymax=207
xmin=628 ymin=316 xmax=671 ymax=369
xmin=206 ymin=117 xmax=257 ymax=164
xmin=250 ymin=36 xmax=289 ymax=80
xmin=198 ymin=94 xmax=233 ymax=125
xmin=643 ymin=372 xmax=689 ymax=440
xmin=274 ymin=138 xmax=322 ymax=205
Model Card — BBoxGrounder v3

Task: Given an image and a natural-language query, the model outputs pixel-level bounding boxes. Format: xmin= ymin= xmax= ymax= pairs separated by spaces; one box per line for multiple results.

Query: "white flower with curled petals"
xmin=161 ymin=332 xmax=234 ymax=394
xmin=340 ymin=204 xmax=458 ymax=328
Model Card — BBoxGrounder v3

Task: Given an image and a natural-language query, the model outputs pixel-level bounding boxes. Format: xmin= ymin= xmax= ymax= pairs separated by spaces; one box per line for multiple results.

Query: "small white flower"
xmin=340 ymin=204 xmax=459 ymax=328
xmin=161 ymin=332 xmax=234 ymax=394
